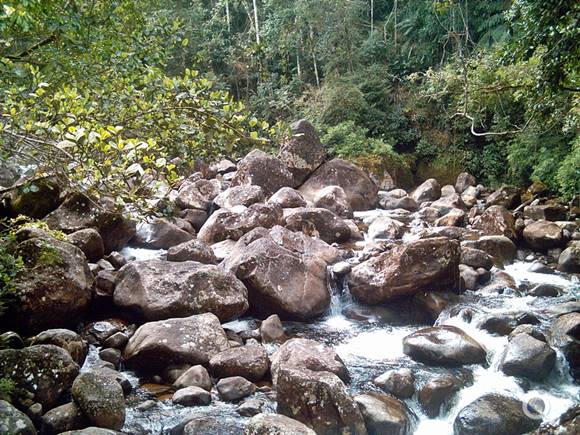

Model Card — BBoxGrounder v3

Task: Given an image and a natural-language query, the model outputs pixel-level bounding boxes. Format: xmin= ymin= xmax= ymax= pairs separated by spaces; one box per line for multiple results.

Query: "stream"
xmin=82 ymin=209 xmax=579 ymax=434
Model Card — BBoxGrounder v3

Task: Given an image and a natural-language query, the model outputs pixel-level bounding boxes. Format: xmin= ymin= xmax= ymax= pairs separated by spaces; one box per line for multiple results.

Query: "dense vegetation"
xmin=0 ymin=0 xmax=578 ymax=200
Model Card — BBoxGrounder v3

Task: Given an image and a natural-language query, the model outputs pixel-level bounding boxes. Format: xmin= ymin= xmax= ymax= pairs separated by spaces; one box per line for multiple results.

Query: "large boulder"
xmin=275 ymin=367 xmax=365 ymax=434
xmin=41 ymin=402 xmax=87 ymax=434
xmin=430 ymin=193 xmax=466 ymax=215
xmin=123 ymin=313 xmax=230 ymax=371
xmin=367 ymin=217 xmax=405 ymax=241
xmin=460 ymin=247 xmax=494 ymax=270
xmin=244 ymin=413 xmax=316 ymax=435
xmin=411 ymin=178 xmax=441 ymax=204
xmin=270 ymin=338 xmax=350 ymax=385
xmin=523 ymin=204 xmax=567 ymax=221
xmin=29 ymin=329 xmax=88 ymax=366
xmin=453 ymin=394 xmax=540 ymax=435
xmin=523 ymin=220 xmax=564 ymax=250
xmin=71 ymin=372 xmax=125 ymax=430
xmin=114 ymin=260 xmax=248 ymax=322
xmin=354 ymin=392 xmax=415 ymax=435
xmin=175 ymin=178 xmax=221 ymax=211
xmin=373 ymin=369 xmax=415 ymax=400
xmin=232 ymin=150 xmax=294 ymax=196
xmin=198 ymin=203 xmax=283 ymax=244
xmin=284 ymin=207 xmax=351 ymax=244
xmin=455 ymin=173 xmax=476 ymax=194
xmin=0 ymin=345 xmax=79 ymax=410
xmin=223 ymin=227 xmax=337 ymax=320
xmin=68 ymin=228 xmax=104 ymax=262
xmin=268 ymin=187 xmax=307 ymax=208
xmin=131 ymin=218 xmax=193 ymax=249
xmin=299 ymin=158 xmax=378 ymax=211
xmin=486 ymin=186 xmax=521 ymax=209
xmin=418 ymin=375 xmax=462 ymax=418
xmin=473 ymin=206 xmax=516 ymax=240
xmin=461 ymin=235 xmax=517 ymax=266
xmin=166 ymin=239 xmax=217 ymax=264
xmin=216 ymin=376 xmax=256 ymax=402
xmin=4 ymin=233 xmax=93 ymax=334
xmin=402 ymin=325 xmax=486 ymax=366
xmin=548 ymin=312 xmax=580 ymax=382
xmin=559 ymin=241 xmax=580 ymax=273
xmin=499 ymin=333 xmax=556 ymax=381
xmin=44 ymin=192 xmax=136 ymax=253
xmin=313 ymin=185 xmax=353 ymax=219
xmin=7 ymin=177 xmax=62 ymax=219
xmin=279 ymin=119 xmax=326 ymax=185
xmin=0 ymin=400 xmax=36 ymax=435
xmin=348 ymin=237 xmax=460 ymax=304
xmin=209 ymin=345 xmax=270 ymax=382
xmin=214 ymin=185 xmax=265 ymax=209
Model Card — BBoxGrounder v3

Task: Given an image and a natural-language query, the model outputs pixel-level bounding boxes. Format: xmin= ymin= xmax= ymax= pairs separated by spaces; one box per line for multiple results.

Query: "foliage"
xmin=0 ymin=377 xmax=15 ymax=401
xmin=0 ymin=230 xmax=23 ymax=318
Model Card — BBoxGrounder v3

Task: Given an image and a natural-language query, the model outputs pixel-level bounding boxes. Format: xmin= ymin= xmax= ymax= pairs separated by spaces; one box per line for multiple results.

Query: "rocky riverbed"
xmin=0 ymin=119 xmax=578 ymax=435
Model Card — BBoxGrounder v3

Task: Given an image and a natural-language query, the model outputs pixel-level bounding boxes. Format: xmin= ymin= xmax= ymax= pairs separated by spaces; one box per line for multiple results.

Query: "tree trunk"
xmin=252 ymin=0 xmax=260 ymax=44
xmin=370 ymin=0 xmax=374 ymax=35
xmin=225 ymin=0 xmax=231 ymax=33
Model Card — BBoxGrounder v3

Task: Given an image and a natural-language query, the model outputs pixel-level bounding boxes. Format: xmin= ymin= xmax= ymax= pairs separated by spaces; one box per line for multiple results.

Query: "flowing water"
xmin=84 ymin=208 xmax=579 ymax=434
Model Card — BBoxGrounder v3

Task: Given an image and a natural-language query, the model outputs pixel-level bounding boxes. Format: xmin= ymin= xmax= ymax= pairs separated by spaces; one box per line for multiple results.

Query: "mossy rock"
xmin=353 ymin=154 xmax=414 ymax=190
xmin=8 ymin=178 xmax=62 ymax=219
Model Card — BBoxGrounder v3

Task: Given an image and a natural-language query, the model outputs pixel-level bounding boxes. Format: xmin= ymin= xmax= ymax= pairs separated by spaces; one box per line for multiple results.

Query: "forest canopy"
xmin=1 ymin=0 xmax=578 ymax=204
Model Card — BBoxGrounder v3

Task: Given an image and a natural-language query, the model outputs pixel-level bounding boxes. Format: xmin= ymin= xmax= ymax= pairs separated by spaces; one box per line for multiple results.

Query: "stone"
xmin=284 ymin=207 xmax=351 ymax=244
xmin=460 ymin=247 xmax=494 ymax=270
xmin=209 ymin=345 xmax=270 ymax=382
xmin=198 ymin=202 xmax=283 ymax=244
xmin=44 ymin=192 xmax=136 ymax=253
xmin=260 ymin=314 xmax=286 ymax=343
xmin=166 ymin=239 xmax=217 ymax=263
xmin=5 ymin=234 xmax=93 ymax=334
xmin=178 ymin=208 xmax=208 ymax=231
xmin=528 ymin=283 xmax=561 ymax=297
xmin=114 ymin=260 xmax=248 ymax=322
xmin=460 ymin=264 xmax=479 ymax=290
xmin=379 ymin=196 xmax=418 ymax=212
xmin=0 ymin=345 xmax=79 ymax=410
xmin=244 ymin=413 xmax=316 ymax=435
xmin=0 ymin=399 xmax=36 ymax=435
xmin=411 ymin=178 xmax=441 ymax=204
xmin=270 ymin=338 xmax=349 ymax=385
xmin=559 ymin=241 xmax=580 ymax=272
xmin=131 ymin=218 xmax=193 ymax=249
xmin=486 ymin=186 xmax=521 ymax=209
xmin=455 ymin=173 xmax=476 ymax=194
xmin=418 ymin=376 xmax=461 ymax=417
xmin=99 ymin=348 xmax=122 ymax=367
xmin=172 ymin=386 xmax=211 ymax=406
xmin=348 ymin=237 xmax=460 ymax=304
xmin=237 ymin=399 xmax=266 ymax=418
xmin=175 ymin=178 xmax=221 ymax=211
xmin=211 ymin=159 xmax=237 ymax=175
xmin=313 ymin=185 xmax=354 ymax=218
xmin=548 ymin=312 xmax=580 ymax=382
xmin=524 ymin=204 xmax=567 ymax=221
xmin=8 ymin=177 xmax=61 ymax=219
xmin=430 ymin=193 xmax=466 ymax=215
xmin=232 ymin=150 xmax=294 ymax=196
xmin=412 ymin=291 xmax=460 ymax=323
xmin=372 ymin=369 xmax=415 ymax=399
xmin=279 ymin=119 xmax=326 ymax=185
xmin=453 ymin=394 xmax=540 ymax=435
xmin=223 ymin=228 xmax=333 ymax=320
xmin=367 ymin=217 xmax=405 ymax=241
xmin=267 ymin=187 xmax=307 ymax=208
xmin=216 ymin=376 xmax=256 ymax=402
xmin=473 ymin=205 xmax=516 ymax=239
xmin=275 ymin=367 xmax=365 ymax=435
xmin=71 ymin=372 xmax=125 ymax=430
xmin=299 ymin=158 xmax=378 ymax=211
xmin=434 ymin=208 xmax=466 ymax=227
xmin=461 ymin=235 xmax=517 ymax=266
xmin=173 ymin=365 xmax=212 ymax=392
xmin=354 ymin=392 xmax=415 ymax=435
xmin=68 ymin=229 xmax=104 ymax=262
xmin=524 ymin=220 xmax=563 ymax=250
xmin=41 ymin=402 xmax=86 ymax=435
xmin=403 ymin=325 xmax=486 ymax=366
xmin=214 ymin=185 xmax=265 ymax=209
xmin=123 ymin=313 xmax=229 ymax=371
xmin=30 ymin=329 xmax=88 ymax=366
xmin=499 ymin=333 xmax=556 ymax=381
xmin=441 ymin=185 xmax=457 ymax=196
